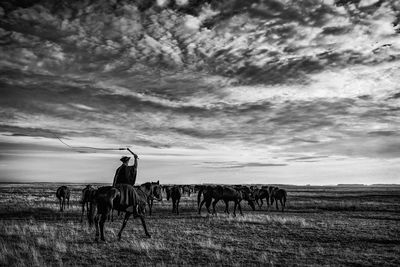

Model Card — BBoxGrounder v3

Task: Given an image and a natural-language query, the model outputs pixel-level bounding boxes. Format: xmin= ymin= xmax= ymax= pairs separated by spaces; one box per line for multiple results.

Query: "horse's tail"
xmin=197 ymin=187 xmax=204 ymax=208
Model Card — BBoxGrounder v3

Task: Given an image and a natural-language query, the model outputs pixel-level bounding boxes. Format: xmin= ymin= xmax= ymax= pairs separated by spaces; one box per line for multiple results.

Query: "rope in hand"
xmin=52 ymin=133 xmax=128 ymax=152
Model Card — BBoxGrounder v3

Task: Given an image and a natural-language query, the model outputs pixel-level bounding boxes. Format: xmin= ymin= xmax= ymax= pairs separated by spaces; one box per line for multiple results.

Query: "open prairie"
xmin=0 ymin=183 xmax=399 ymax=266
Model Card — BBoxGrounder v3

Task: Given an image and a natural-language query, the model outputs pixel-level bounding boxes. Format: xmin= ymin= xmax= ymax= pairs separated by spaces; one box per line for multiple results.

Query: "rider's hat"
xmin=120 ymin=156 xmax=130 ymax=163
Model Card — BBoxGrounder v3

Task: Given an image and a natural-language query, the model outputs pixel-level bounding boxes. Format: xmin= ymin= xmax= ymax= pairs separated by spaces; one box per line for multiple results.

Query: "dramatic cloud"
xmin=0 ymin=0 xmax=399 ymax=184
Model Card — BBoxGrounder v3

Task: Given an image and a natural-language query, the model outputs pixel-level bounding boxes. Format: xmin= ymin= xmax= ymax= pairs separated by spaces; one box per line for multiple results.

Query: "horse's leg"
xmin=283 ymin=196 xmax=286 ymax=212
xmin=224 ymin=200 xmax=229 ymax=214
xmin=267 ymin=197 xmax=270 ymax=210
xmin=212 ymin=199 xmax=219 ymax=215
xmin=238 ymin=201 xmax=243 ymax=216
xmin=86 ymin=202 xmax=90 ymax=219
xmin=87 ymin=202 xmax=91 ymax=219
xmin=99 ymin=213 xmax=108 ymax=242
xmin=147 ymin=199 xmax=152 ymax=216
xmin=176 ymin=199 xmax=180 ymax=215
xmin=81 ymin=203 xmax=85 ymax=222
xmin=275 ymin=198 xmax=279 ymax=210
xmin=139 ymin=216 xmax=151 ymax=238
xmin=118 ymin=212 xmax=131 ymax=240
xmin=94 ymin=214 xmax=100 ymax=242
xmin=259 ymin=199 xmax=263 ymax=210
xmin=59 ymin=198 xmax=62 ymax=212
xmin=198 ymin=198 xmax=206 ymax=214
xmin=280 ymin=199 xmax=284 ymax=212
xmin=206 ymin=198 xmax=212 ymax=214
xmin=172 ymin=200 xmax=175 ymax=213
xmin=88 ymin=201 xmax=94 ymax=225
xmin=233 ymin=201 xmax=237 ymax=217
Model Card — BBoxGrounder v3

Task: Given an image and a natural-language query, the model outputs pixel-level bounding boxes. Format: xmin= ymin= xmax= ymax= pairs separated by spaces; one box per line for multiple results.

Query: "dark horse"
xmin=253 ymin=187 xmax=270 ymax=210
xmin=197 ymin=185 xmax=215 ymax=214
xmin=270 ymin=188 xmax=287 ymax=212
xmin=80 ymin=184 xmax=96 ymax=222
xmin=198 ymin=185 xmax=255 ymax=216
xmin=89 ymin=184 xmax=156 ymax=242
xmin=56 ymin=186 xmax=70 ymax=212
xmin=164 ymin=186 xmax=172 ymax=201
xmin=139 ymin=181 xmax=162 ymax=216
xmin=170 ymin=186 xmax=181 ymax=215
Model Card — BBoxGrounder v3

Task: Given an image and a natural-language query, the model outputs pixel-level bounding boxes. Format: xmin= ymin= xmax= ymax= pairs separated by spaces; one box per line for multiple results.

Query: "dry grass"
xmin=215 ymin=213 xmax=311 ymax=227
xmin=0 ymin=183 xmax=399 ymax=266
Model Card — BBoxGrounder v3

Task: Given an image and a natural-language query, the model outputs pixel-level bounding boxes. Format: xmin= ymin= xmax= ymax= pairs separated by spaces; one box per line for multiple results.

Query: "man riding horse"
xmin=112 ymin=148 xmax=138 ymax=186
xmin=90 ymin=148 xmax=161 ymax=241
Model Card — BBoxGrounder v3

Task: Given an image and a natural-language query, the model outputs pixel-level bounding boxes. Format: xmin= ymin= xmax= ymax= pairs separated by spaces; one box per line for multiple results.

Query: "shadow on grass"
xmin=0 ymin=207 xmax=81 ymax=222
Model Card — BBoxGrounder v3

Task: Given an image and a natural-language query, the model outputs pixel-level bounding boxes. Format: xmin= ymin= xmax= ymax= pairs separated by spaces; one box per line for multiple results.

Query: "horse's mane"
xmin=140 ymin=181 xmax=159 ymax=190
xmin=141 ymin=182 xmax=152 ymax=191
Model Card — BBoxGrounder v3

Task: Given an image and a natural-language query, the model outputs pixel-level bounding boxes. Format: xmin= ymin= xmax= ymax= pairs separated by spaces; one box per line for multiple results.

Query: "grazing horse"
xmin=170 ymin=186 xmax=181 ymax=215
xmin=262 ymin=185 xmax=277 ymax=203
xmin=56 ymin=186 xmax=70 ymax=212
xmin=232 ymin=185 xmax=256 ymax=213
xmin=80 ymin=185 xmax=96 ymax=222
xmin=270 ymin=188 xmax=287 ymax=212
xmin=198 ymin=185 xmax=255 ymax=216
xmin=253 ymin=187 xmax=270 ymax=210
xmin=139 ymin=181 xmax=162 ymax=216
xmin=89 ymin=184 xmax=153 ymax=242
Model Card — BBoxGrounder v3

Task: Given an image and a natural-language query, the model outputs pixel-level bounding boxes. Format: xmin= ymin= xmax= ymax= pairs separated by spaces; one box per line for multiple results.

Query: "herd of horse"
xmin=55 ymin=183 xmax=287 ymax=242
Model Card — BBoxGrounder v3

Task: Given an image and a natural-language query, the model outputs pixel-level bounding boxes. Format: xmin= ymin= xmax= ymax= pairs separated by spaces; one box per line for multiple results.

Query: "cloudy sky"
xmin=1 ymin=0 xmax=399 ymax=185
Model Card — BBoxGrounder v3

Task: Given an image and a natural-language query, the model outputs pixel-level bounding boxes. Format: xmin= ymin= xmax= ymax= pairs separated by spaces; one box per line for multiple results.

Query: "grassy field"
xmin=0 ymin=183 xmax=399 ymax=266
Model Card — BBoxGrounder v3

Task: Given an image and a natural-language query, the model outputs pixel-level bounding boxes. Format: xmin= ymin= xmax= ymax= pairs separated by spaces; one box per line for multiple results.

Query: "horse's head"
xmin=237 ymin=186 xmax=256 ymax=211
xmin=251 ymin=187 xmax=259 ymax=197
xmin=247 ymin=199 xmax=256 ymax=211
xmin=151 ymin=181 xmax=162 ymax=201
xmin=238 ymin=186 xmax=251 ymax=199
xmin=270 ymin=187 xmax=279 ymax=197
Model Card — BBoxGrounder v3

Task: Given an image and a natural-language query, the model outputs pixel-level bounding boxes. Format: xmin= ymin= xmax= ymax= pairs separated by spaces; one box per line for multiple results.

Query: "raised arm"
xmin=127 ymin=148 xmax=138 ymax=159
xmin=126 ymin=148 xmax=138 ymax=185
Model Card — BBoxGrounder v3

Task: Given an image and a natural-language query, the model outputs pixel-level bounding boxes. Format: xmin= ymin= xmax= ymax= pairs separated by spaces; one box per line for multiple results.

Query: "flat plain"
xmin=0 ymin=183 xmax=399 ymax=266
